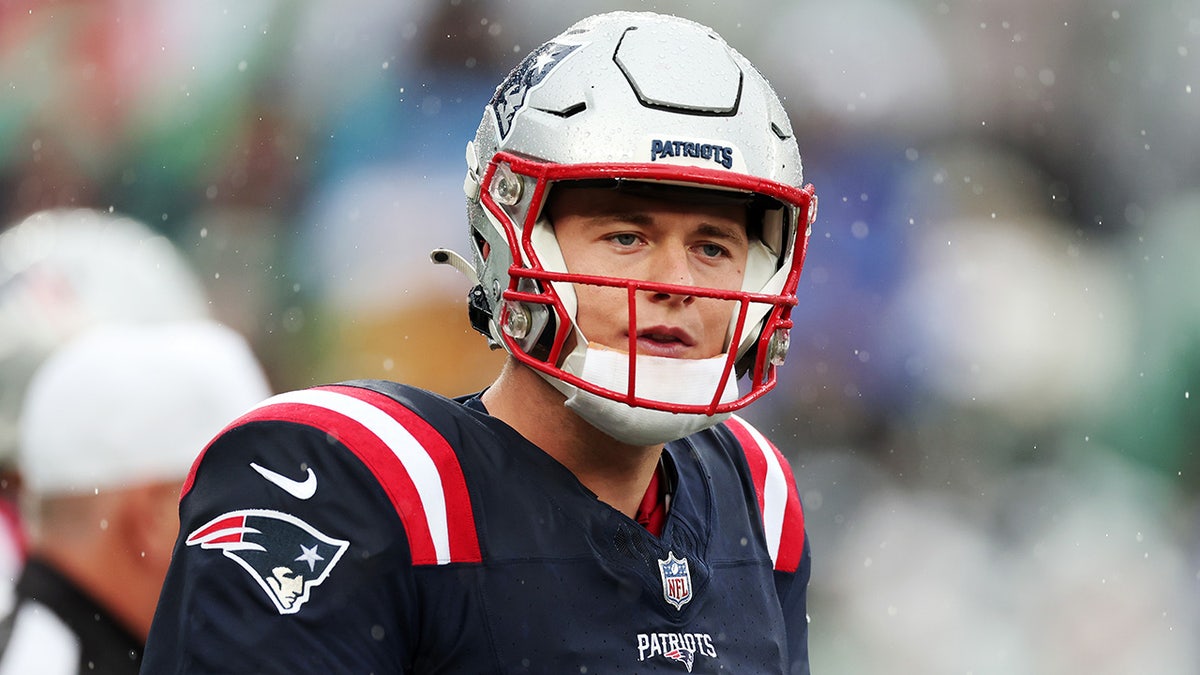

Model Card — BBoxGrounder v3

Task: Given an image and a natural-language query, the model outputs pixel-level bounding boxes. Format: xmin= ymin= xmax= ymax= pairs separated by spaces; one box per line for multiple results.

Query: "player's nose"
xmin=645 ymin=245 xmax=696 ymax=304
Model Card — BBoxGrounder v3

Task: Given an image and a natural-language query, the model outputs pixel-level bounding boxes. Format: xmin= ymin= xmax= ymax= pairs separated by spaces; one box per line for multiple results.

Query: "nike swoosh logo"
xmin=250 ymin=462 xmax=317 ymax=500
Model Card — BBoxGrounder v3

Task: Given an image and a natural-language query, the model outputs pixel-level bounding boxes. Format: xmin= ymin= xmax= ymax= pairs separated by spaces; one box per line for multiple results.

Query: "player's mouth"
xmin=633 ymin=326 xmax=696 ymax=357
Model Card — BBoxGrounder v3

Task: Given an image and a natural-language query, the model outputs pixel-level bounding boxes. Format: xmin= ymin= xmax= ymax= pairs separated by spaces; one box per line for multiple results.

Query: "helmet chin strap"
xmin=540 ymin=344 xmax=739 ymax=446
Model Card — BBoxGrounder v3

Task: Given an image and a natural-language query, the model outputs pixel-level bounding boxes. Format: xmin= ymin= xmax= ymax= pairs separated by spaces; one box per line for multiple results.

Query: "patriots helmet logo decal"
xmin=490 ymin=40 xmax=579 ymax=139
xmin=187 ymin=509 xmax=349 ymax=615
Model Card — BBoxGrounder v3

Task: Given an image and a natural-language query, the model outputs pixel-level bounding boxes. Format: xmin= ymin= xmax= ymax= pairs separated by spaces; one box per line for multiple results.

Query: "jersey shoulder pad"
xmin=185 ymin=380 xmax=481 ymax=566
xmin=720 ymin=415 xmax=805 ymax=573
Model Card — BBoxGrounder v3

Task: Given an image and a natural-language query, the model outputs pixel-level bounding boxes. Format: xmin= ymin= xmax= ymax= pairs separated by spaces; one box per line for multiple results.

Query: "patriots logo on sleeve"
xmin=186 ymin=509 xmax=350 ymax=615
xmin=490 ymin=40 xmax=579 ymax=138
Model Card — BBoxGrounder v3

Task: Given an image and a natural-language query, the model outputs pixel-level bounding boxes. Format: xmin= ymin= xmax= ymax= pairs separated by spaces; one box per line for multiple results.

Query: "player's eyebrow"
xmin=581 ymin=212 xmax=749 ymax=247
xmin=694 ymin=222 xmax=748 ymax=244
xmin=584 ymin=210 xmax=655 ymax=227
xmin=587 ymin=212 xmax=745 ymax=234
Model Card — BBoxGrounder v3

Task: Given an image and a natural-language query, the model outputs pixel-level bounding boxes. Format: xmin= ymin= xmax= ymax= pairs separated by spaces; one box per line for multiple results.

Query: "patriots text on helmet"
xmin=649 ymin=140 xmax=734 ymax=169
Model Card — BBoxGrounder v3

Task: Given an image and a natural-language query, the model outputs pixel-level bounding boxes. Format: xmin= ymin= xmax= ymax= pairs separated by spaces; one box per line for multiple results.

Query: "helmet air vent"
xmin=533 ymin=101 xmax=588 ymax=119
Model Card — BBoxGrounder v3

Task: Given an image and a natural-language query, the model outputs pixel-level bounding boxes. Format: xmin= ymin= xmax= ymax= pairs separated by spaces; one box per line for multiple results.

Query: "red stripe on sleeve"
xmin=322 ymin=385 xmax=482 ymax=564
xmin=181 ymin=397 xmax=449 ymax=564
xmin=727 ymin=418 xmax=769 ymax=516
xmin=724 ymin=417 xmax=806 ymax=573
xmin=770 ymin=443 xmax=805 ymax=573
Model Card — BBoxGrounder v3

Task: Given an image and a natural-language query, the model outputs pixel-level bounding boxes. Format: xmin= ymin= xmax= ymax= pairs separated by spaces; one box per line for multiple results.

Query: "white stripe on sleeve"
xmin=253 ymin=390 xmax=453 ymax=564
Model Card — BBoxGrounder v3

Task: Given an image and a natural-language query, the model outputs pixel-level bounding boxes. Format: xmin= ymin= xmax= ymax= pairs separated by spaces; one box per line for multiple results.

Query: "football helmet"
xmin=447 ymin=11 xmax=817 ymax=443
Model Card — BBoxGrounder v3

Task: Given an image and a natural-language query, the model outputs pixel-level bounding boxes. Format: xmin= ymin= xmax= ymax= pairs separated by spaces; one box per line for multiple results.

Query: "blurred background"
xmin=1 ymin=0 xmax=1197 ymax=672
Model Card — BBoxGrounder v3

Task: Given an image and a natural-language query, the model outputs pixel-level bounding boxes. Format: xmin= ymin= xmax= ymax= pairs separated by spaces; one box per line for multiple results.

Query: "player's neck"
xmin=483 ymin=359 xmax=662 ymax=519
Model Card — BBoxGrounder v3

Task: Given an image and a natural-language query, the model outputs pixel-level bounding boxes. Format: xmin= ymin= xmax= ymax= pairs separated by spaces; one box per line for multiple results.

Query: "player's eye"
xmin=698 ymin=242 xmax=729 ymax=258
xmin=610 ymin=233 xmax=640 ymax=247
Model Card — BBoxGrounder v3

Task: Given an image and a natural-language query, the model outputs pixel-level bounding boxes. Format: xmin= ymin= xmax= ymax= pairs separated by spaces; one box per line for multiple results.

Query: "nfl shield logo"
xmin=658 ymin=551 xmax=693 ymax=610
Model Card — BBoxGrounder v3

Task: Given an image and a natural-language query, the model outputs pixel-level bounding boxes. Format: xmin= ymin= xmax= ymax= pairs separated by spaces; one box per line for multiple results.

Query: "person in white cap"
xmin=0 ymin=207 xmax=211 ymax=602
xmin=0 ymin=320 xmax=270 ymax=675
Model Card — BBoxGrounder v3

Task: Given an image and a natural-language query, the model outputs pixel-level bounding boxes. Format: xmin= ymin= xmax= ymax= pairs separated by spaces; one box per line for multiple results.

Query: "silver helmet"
xmin=451 ymin=11 xmax=817 ymax=442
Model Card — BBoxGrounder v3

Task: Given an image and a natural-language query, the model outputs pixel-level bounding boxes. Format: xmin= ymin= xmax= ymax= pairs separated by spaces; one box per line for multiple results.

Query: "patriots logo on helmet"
xmin=186 ymin=509 xmax=349 ymax=615
xmin=490 ymin=40 xmax=580 ymax=139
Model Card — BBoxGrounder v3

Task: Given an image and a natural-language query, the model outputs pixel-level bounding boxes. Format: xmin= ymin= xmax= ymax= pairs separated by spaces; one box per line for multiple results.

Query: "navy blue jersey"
xmin=143 ymin=380 xmax=810 ymax=674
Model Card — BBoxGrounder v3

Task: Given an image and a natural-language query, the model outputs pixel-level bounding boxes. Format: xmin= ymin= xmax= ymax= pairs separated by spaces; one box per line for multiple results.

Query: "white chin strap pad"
xmin=551 ymin=346 xmax=739 ymax=446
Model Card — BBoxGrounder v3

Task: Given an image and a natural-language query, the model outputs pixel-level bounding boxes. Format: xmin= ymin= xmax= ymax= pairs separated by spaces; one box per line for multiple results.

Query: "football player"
xmin=144 ymin=11 xmax=817 ymax=673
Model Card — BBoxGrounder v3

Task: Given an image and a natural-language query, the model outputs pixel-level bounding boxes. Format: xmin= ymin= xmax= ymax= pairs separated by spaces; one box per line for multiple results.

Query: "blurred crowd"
xmin=1 ymin=0 xmax=1198 ymax=673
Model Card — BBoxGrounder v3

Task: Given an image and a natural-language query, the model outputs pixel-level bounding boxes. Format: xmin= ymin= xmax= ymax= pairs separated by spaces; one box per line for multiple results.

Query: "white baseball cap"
xmin=0 ymin=208 xmax=211 ymax=466
xmin=18 ymin=320 xmax=271 ymax=496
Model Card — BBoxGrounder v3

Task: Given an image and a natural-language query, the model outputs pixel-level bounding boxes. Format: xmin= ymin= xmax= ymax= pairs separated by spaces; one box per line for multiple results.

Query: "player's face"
xmin=549 ymin=186 xmax=749 ymax=360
